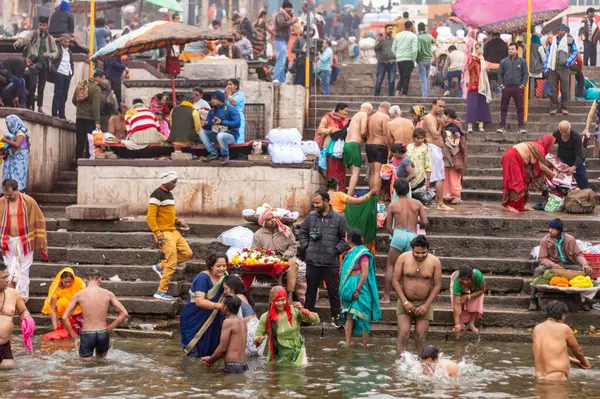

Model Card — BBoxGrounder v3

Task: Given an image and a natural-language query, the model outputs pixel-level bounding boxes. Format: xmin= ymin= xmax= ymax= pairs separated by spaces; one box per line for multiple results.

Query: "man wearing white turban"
xmin=146 ymin=171 xmax=192 ymax=300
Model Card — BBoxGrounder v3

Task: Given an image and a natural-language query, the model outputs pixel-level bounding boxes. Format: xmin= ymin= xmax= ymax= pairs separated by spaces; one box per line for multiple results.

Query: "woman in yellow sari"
xmin=41 ymin=267 xmax=86 ymax=340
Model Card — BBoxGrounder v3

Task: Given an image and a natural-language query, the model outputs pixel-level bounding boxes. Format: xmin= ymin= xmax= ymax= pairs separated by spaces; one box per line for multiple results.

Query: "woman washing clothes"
xmin=339 ymin=228 xmax=381 ymax=348
xmin=254 ymin=286 xmax=319 ymax=365
xmin=41 ymin=267 xmax=86 ymax=340
xmin=442 ymin=109 xmax=467 ymax=204
xmin=451 ymin=264 xmax=486 ymax=340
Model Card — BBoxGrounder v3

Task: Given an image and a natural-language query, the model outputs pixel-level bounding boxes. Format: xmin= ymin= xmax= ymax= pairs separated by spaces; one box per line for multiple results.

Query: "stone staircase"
xmin=30 ymin=170 xmax=77 ymax=219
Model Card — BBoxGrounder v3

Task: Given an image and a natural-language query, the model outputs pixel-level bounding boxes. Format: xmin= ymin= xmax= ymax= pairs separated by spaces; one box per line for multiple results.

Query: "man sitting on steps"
xmin=530 ymin=218 xmax=592 ymax=311
xmin=200 ymin=90 xmax=241 ymax=165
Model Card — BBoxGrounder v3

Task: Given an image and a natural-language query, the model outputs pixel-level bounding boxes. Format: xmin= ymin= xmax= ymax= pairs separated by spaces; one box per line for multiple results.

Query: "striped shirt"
xmin=125 ymin=106 xmax=159 ymax=134
xmin=146 ymin=186 xmax=178 ymax=235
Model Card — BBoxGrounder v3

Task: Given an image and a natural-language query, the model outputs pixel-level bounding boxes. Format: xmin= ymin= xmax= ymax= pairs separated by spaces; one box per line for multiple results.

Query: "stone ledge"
xmin=0 ymin=108 xmax=76 ymax=131
xmin=77 ymin=159 xmax=314 ymax=169
xmin=124 ymin=79 xmax=228 ymax=88
xmin=65 ymin=204 xmax=129 ymax=220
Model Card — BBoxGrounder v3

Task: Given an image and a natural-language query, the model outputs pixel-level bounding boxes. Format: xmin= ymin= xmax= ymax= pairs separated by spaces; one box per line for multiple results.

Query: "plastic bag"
xmin=300 ymin=141 xmax=320 ymax=156
xmin=218 ymin=226 xmax=255 ymax=250
xmin=380 ymin=164 xmax=394 ymax=181
xmin=544 ymin=194 xmax=564 ymax=212
xmin=530 ymin=246 xmax=540 ymax=260
xmin=412 ymin=186 xmax=436 ymax=205
xmin=87 ymin=129 xmax=104 ymax=159
xmin=269 ymin=143 xmax=306 ymax=164
xmin=332 ymin=139 xmax=344 ymax=159
xmin=267 ymin=128 xmax=302 ymax=144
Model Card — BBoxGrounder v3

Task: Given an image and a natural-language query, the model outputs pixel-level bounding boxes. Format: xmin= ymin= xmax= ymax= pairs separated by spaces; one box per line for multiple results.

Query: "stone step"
xmin=47 ymin=231 xmax=156 ymax=249
xmin=462 ymin=176 xmax=600 ymax=191
xmin=40 ymin=246 xmax=160 ymax=265
xmin=467 ymin=154 xmax=600 ymax=169
xmin=53 ymin=180 xmax=78 ymax=192
xmin=29 ymin=262 xmax=185 ymax=281
xmin=255 ymin=300 xmax=600 ymax=330
xmin=58 ymin=170 xmax=77 ymax=181
xmin=25 ymin=296 xmax=179 ymax=316
xmin=31 ymin=192 xmax=77 ymax=205
xmin=463 ymin=167 xmax=600 ymax=179
xmin=28 ymin=278 xmax=181 ymax=297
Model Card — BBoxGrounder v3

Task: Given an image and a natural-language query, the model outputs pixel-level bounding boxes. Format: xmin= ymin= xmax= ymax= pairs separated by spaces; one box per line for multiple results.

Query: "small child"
xmin=156 ymin=111 xmax=170 ymax=139
xmin=201 ymin=294 xmax=248 ymax=373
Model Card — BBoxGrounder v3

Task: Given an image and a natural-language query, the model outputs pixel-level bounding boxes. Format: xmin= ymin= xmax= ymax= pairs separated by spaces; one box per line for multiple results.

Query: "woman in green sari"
xmin=254 ymin=286 xmax=319 ymax=365
xmin=340 ymin=228 xmax=382 ymax=348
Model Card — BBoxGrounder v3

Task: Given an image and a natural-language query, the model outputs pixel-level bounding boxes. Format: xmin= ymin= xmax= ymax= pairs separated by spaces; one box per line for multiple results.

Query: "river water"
xmin=3 ymin=335 xmax=600 ymax=399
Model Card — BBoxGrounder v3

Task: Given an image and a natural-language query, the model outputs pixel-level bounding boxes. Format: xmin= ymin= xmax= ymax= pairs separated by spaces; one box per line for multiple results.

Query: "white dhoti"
xmin=3 ymin=236 xmax=34 ymax=301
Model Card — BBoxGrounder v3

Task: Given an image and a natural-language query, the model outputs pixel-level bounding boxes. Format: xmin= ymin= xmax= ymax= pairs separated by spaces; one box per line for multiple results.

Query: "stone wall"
xmin=181 ymin=59 xmax=249 ymax=81
xmin=77 ymin=160 xmax=323 ymax=216
xmin=0 ymin=109 xmax=76 ymax=193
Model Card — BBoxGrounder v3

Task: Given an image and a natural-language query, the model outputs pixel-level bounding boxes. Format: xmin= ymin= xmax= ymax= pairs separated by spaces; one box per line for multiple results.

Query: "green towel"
xmin=345 ymin=196 xmax=378 ymax=244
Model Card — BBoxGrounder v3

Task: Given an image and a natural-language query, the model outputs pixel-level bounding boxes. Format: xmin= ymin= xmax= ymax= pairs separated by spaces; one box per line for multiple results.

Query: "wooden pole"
xmin=524 ymin=0 xmax=532 ymax=122
xmin=89 ymin=0 xmax=96 ymax=78
xmin=228 ymin=0 xmax=233 ymax=58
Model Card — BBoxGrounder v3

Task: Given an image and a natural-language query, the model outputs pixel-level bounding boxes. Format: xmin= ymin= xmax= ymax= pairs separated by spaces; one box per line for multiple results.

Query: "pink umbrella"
xmin=452 ymin=0 xmax=569 ymax=34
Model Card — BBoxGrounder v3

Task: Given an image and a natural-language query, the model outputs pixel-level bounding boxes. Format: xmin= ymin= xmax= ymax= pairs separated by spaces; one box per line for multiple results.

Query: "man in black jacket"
xmin=553 ymin=121 xmax=590 ymax=189
xmin=299 ymin=190 xmax=348 ymax=328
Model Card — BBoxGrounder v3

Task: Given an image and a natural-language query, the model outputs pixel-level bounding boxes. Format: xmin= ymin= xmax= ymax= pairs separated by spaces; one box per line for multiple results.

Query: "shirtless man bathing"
xmin=533 ymin=300 xmax=591 ymax=381
xmin=392 ymin=235 xmax=441 ymax=355
xmin=63 ymin=269 xmax=129 ymax=359
xmin=0 ymin=264 xmax=33 ymax=366
xmin=422 ymin=99 xmax=453 ymax=211
xmin=382 ymin=178 xmax=428 ymax=304
xmin=388 ymin=105 xmax=414 ymax=146
xmin=366 ymin=102 xmax=393 ymax=197
xmin=202 ymin=294 xmax=249 ymax=373
xmin=344 ymin=103 xmax=373 ymax=196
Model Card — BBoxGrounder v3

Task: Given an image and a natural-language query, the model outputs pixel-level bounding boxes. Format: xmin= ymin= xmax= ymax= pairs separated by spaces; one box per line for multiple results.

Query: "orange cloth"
xmin=41 ymin=267 xmax=85 ymax=317
xmin=330 ymin=191 xmax=347 ymax=213
xmin=444 ymin=168 xmax=463 ymax=199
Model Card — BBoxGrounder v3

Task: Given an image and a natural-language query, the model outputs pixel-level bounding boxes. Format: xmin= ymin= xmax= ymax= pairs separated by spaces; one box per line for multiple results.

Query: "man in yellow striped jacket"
xmin=146 ymin=171 xmax=192 ymax=300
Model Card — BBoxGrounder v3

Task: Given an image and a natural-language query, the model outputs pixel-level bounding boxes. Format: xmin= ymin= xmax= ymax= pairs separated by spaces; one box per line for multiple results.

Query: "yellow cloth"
xmin=41 ymin=267 xmax=85 ymax=316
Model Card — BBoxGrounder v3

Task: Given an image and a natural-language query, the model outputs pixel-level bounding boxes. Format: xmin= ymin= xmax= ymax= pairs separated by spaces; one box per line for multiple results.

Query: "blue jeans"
xmin=319 ymin=70 xmax=331 ymax=95
xmin=331 ymin=66 xmax=341 ymax=84
xmin=3 ymin=76 xmax=26 ymax=106
xmin=200 ymin=130 xmax=236 ymax=157
xmin=445 ymin=70 xmax=462 ymax=97
xmin=418 ymin=62 xmax=431 ymax=97
xmin=52 ymin=73 xmax=72 ymax=118
xmin=560 ymin=157 xmax=590 ymax=189
xmin=273 ymin=39 xmax=288 ymax=83
xmin=374 ymin=62 xmax=395 ymax=96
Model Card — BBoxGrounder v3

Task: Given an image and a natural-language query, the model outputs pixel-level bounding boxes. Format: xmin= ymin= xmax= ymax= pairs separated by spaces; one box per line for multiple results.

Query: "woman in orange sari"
xmin=317 ymin=103 xmax=350 ymax=192
xmin=41 ymin=267 xmax=86 ymax=340
xmin=501 ymin=135 xmax=556 ymax=213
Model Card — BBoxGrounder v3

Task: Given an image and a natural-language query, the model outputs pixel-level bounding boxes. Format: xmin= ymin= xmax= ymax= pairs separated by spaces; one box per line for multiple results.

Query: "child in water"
xmin=201 ymin=294 xmax=249 ymax=373
xmin=420 ymin=345 xmax=459 ymax=377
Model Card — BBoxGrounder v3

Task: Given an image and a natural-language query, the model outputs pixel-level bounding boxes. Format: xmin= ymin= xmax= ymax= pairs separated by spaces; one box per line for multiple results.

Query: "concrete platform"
xmin=65 ymin=204 xmax=129 ymax=220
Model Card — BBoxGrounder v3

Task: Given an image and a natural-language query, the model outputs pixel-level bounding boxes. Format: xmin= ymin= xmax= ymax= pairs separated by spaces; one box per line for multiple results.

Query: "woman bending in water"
xmin=254 ymin=286 xmax=319 ymax=365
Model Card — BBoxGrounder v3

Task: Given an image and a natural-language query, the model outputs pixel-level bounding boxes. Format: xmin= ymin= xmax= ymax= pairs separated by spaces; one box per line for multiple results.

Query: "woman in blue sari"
xmin=340 ymin=227 xmax=382 ymax=348
xmin=225 ymin=78 xmax=246 ymax=143
xmin=2 ymin=115 xmax=30 ymax=192
xmin=181 ymin=252 xmax=228 ymax=357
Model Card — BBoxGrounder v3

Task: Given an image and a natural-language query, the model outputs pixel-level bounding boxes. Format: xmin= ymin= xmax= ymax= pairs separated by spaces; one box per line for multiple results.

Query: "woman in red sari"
xmin=317 ymin=103 xmax=350 ymax=192
xmin=501 ymin=135 xmax=556 ymax=213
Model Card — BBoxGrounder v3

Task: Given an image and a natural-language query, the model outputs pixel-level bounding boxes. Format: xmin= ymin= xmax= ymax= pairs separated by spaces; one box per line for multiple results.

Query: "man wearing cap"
xmin=544 ymin=24 xmax=578 ymax=116
xmin=200 ymin=90 xmax=241 ymax=165
xmin=251 ymin=210 xmax=302 ymax=302
xmin=580 ymin=8 xmax=599 ymax=66
xmin=147 ymin=171 xmax=192 ymax=301
xmin=168 ymin=92 xmax=202 ymax=144
xmin=529 ymin=218 xmax=592 ymax=310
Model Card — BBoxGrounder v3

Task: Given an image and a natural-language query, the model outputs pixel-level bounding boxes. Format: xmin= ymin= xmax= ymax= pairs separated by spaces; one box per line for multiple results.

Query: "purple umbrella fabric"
xmin=452 ymin=0 xmax=569 ymax=33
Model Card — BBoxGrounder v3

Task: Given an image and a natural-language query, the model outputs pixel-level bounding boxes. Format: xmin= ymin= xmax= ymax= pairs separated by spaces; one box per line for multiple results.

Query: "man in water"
xmin=63 ymin=269 xmax=129 ymax=360
xmin=420 ymin=345 xmax=459 ymax=377
xmin=388 ymin=105 xmax=414 ymax=146
xmin=392 ymin=235 xmax=442 ymax=355
xmin=344 ymin=103 xmax=373 ymax=196
xmin=366 ymin=102 xmax=392 ymax=196
xmin=533 ymin=300 xmax=591 ymax=381
xmin=0 ymin=179 xmax=48 ymax=302
xmin=382 ymin=178 xmax=428 ymax=304
xmin=201 ymin=294 xmax=248 ymax=373
xmin=422 ymin=99 xmax=452 ymax=211
xmin=0 ymin=264 xmax=33 ymax=366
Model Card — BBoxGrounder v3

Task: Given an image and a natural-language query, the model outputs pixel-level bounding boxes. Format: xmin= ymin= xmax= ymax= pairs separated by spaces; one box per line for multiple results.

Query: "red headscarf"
xmin=530 ymin=134 xmax=555 ymax=179
xmin=258 ymin=209 xmax=291 ymax=238
xmin=265 ymin=286 xmax=293 ymax=361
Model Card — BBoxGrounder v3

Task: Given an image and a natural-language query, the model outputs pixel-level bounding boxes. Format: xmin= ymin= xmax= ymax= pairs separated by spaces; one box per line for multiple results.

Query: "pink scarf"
xmin=258 ymin=210 xmax=291 ymax=238
xmin=21 ymin=315 xmax=35 ymax=353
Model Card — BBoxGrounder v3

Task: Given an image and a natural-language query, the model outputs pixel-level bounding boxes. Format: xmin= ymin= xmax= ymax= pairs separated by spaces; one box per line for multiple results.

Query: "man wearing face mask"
xmin=392 ymin=235 xmax=441 ymax=356
xmin=298 ymin=190 xmax=348 ymax=329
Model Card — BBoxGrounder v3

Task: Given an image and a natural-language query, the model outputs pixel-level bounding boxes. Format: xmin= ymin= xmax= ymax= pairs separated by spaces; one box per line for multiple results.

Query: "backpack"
xmin=75 ymin=80 xmax=89 ymax=102
xmin=564 ymin=188 xmax=598 ymax=214
xmin=529 ymin=43 xmax=543 ymax=75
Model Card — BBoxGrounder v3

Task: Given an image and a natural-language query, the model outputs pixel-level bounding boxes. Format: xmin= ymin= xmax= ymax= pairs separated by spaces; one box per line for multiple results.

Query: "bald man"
xmin=552 ymin=121 xmax=590 ymax=189
xmin=367 ymin=102 xmax=393 ymax=195
xmin=345 ymin=103 xmax=373 ymax=196
xmin=388 ymin=105 xmax=414 ymax=146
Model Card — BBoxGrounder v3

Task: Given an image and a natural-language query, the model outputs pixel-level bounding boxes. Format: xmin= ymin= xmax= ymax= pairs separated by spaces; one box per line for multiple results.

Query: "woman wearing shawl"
xmin=442 ymin=109 xmax=468 ymax=204
xmin=252 ymin=11 xmax=274 ymax=61
xmin=340 ymin=228 xmax=382 ymax=348
xmin=464 ymin=42 xmax=491 ymax=133
xmin=2 ymin=115 xmax=30 ymax=192
xmin=254 ymin=286 xmax=319 ymax=365
xmin=181 ymin=253 xmax=228 ymax=357
xmin=317 ymin=103 xmax=350 ymax=192
xmin=225 ymin=78 xmax=246 ymax=143
xmin=41 ymin=267 xmax=85 ymax=340
xmin=501 ymin=135 xmax=556 ymax=213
